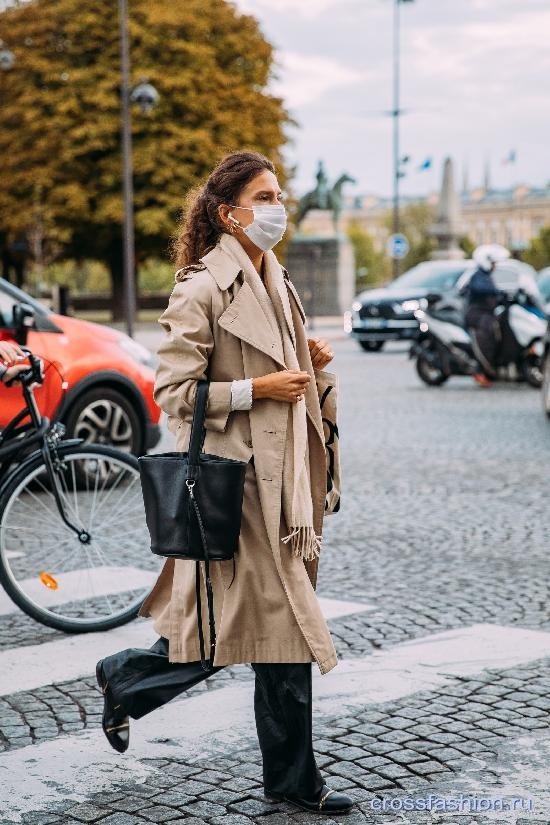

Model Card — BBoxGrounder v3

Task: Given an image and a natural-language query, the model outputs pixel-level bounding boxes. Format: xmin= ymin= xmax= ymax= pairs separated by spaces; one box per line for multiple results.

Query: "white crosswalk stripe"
xmin=0 ymin=596 xmax=374 ymax=696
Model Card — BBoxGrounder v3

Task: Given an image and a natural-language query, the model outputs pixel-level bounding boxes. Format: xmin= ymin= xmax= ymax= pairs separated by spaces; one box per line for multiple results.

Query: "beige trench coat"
xmin=139 ymin=237 xmax=339 ymax=675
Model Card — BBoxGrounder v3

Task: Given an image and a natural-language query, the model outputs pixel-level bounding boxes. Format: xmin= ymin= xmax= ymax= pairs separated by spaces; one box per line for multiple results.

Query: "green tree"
xmin=521 ymin=226 xmax=550 ymax=271
xmin=346 ymin=221 xmax=390 ymax=288
xmin=0 ymin=0 xmax=290 ymax=316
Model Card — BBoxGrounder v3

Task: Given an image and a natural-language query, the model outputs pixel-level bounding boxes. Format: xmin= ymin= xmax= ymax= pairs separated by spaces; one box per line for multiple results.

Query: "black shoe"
xmin=265 ymin=783 xmax=354 ymax=815
xmin=96 ymin=659 xmax=130 ymax=753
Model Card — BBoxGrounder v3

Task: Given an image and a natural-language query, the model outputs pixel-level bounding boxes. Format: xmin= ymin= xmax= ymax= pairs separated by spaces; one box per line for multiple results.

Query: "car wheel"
xmin=64 ymin=387 xmax=142 ymax=454
xmin=542 ymin=355 xmax=550 ymax=416
xmin=359 ymin=341 xmax=385 ymax=352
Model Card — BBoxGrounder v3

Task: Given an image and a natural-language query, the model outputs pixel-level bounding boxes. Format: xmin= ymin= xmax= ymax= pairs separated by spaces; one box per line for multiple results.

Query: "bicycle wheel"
xmin=0 ymin=443 xmax=161 ymax=632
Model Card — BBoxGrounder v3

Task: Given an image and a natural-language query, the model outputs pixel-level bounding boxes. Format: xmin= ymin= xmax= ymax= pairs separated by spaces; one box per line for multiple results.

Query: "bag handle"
xmin=186 ymin=379 xmax=209 ymax=482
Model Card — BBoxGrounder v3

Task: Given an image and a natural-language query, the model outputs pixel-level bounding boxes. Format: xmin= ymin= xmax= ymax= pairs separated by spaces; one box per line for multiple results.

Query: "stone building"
xmin=300 ymin=178 xmax=550 ymax=254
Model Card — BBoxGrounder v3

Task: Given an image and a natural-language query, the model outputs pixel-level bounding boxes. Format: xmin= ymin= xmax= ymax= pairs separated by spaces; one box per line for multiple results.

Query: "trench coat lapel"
xmin=217 ymin=280 xmax=287 ymax=368
xmin=200 ymin=242 xmax=283 ymax=368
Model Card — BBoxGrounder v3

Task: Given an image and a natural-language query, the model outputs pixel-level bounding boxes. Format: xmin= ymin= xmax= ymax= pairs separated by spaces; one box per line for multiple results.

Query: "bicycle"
xmin=0 ymin=347 xmax=159 ymax=632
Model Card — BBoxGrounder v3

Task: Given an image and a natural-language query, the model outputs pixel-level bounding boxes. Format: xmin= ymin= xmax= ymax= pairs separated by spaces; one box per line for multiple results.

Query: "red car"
xmin=0 ymin=278 xmax=161 ymax=453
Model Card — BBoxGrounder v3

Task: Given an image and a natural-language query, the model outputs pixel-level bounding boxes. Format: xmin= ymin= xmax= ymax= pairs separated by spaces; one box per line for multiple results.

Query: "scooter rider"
xmin=459 ymin=245 xmax=509 ymax=387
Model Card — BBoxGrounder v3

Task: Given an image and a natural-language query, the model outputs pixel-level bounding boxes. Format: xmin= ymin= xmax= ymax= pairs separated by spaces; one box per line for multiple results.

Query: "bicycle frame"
xmin=0 ymin=348 xmax=148 ymax=633
xmin=0 ymin=388 xmax=50 ymax=485
xmin=0 ymin=355 xmax=85 ymax=538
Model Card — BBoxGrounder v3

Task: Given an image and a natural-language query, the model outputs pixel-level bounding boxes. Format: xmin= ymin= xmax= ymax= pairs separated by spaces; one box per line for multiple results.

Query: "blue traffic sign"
xmin=386 ymin=233 xmax=410 ymax=259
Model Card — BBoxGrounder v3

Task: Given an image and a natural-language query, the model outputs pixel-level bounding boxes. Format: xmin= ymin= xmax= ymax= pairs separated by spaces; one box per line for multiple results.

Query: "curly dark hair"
xmin=172 ymin=151 xmax=276 ymax=269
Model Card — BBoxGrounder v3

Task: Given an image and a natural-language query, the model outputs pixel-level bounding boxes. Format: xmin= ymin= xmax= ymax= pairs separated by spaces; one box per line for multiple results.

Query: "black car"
xmin=344 ymin=261 xmax=469 ymax=351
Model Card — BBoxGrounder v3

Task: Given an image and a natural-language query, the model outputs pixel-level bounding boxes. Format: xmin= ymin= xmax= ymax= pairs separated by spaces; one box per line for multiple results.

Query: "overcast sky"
xmin=234 ymin=0 xmax=550 ymax=199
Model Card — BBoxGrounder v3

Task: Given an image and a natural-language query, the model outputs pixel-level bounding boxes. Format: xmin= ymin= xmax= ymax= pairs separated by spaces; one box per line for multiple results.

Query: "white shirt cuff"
xmin=230 ymin=378 xmax=253 ymax=411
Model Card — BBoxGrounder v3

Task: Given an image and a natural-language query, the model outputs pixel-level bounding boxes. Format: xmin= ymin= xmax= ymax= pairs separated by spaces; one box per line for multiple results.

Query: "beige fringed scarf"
xmin=220 ymin=233 xmax=322 ymax=561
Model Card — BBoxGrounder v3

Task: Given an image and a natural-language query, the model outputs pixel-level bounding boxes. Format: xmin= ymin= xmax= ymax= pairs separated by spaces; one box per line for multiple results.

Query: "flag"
xmin=417 ymin=157 xmax=432 ymax=172
xmin=502 ymin=149 xmax=517 ymax=165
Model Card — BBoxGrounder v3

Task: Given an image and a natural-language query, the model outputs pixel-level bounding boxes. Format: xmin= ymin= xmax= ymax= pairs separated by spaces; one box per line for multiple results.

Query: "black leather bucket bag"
xmin=138 ymin=380 xmax=247 ymax=671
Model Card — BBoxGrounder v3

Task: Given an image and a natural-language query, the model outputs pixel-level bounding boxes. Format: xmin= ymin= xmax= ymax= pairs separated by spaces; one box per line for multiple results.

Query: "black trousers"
xmin=465 ymin=305 xmax=500 ymax=378
xmin=100 ymin=637 xmax=324 ymax=800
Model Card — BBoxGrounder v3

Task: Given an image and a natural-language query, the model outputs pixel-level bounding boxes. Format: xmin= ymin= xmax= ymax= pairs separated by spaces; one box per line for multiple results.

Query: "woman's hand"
xmin=307 ymin=337 xmax=334 ymax=369
xmin=0 ymin=341 xmax=28 ymax=385
xmin=0 ymin=341 xmax=24 ymax=364
xmin=252 ymin=370 xmax=311 ymax=403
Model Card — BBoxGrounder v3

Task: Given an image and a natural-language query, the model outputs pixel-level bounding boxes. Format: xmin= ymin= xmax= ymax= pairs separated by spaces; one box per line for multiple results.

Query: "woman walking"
xmin=96 ymin=151 xmax=352 ymax=816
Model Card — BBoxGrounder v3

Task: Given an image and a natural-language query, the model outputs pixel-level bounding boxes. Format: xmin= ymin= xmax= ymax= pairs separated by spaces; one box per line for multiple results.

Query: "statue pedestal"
xmin=285 ymin=229 xmax=355 ymax=318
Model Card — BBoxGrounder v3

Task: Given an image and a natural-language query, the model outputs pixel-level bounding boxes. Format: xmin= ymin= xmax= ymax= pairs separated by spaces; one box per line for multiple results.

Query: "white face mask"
xmin=228 ymin=203 xmax=287 ymax=251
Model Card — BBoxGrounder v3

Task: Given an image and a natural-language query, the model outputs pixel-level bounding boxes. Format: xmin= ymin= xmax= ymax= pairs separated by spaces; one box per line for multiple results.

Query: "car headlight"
xmin=400 ymin=299 xmax=427 ymax=313
xmin=118 ymin=337 xmax=155 ymax=368
xmin=343 ymin=310 xmax=352 ymax=333
xmin=351 ymin=301 xmax=362 ymax=313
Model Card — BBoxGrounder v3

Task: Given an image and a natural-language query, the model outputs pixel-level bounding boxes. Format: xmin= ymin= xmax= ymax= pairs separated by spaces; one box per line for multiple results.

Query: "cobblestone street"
xmin=1 ymin=331 xmax=549 ymax=824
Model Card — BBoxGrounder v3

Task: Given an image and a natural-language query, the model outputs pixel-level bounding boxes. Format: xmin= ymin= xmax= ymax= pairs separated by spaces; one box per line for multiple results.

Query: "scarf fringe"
xmin=281 ymin=526 xmax=323 ymax=561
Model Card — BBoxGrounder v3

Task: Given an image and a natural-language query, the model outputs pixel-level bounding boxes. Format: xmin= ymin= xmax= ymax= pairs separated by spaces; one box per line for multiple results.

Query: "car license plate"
xmin=361 ymin=319 xmax=386 ymax=328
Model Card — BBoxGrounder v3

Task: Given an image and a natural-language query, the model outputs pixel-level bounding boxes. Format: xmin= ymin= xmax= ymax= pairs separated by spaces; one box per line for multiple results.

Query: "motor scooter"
xmin=410 ymin=290 xmax=546 ymax=388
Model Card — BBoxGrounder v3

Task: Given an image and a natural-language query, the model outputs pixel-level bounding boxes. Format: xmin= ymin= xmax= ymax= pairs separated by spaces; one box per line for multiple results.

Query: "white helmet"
xmin=473 ymin=244 xmax=510 ymax=272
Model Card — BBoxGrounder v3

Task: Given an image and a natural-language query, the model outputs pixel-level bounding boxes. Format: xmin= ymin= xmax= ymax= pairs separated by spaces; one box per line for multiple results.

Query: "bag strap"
xmin=190 ymin=487 xmax=217 ymax=671
xmin=195 ymin=561 xmax=207 ymax=666
xmin=188 ymin=372 xmax=216 ymax=670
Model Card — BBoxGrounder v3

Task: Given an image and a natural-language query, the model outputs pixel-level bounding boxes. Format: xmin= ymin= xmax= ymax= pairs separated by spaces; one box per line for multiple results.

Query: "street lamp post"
xmin=391 ymin=0 xmax=414 ymax=279
xmin=118 ymin=0 xmax=137 ymax=339
xmin=118 ymin=0 xmax=158 ymax=338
